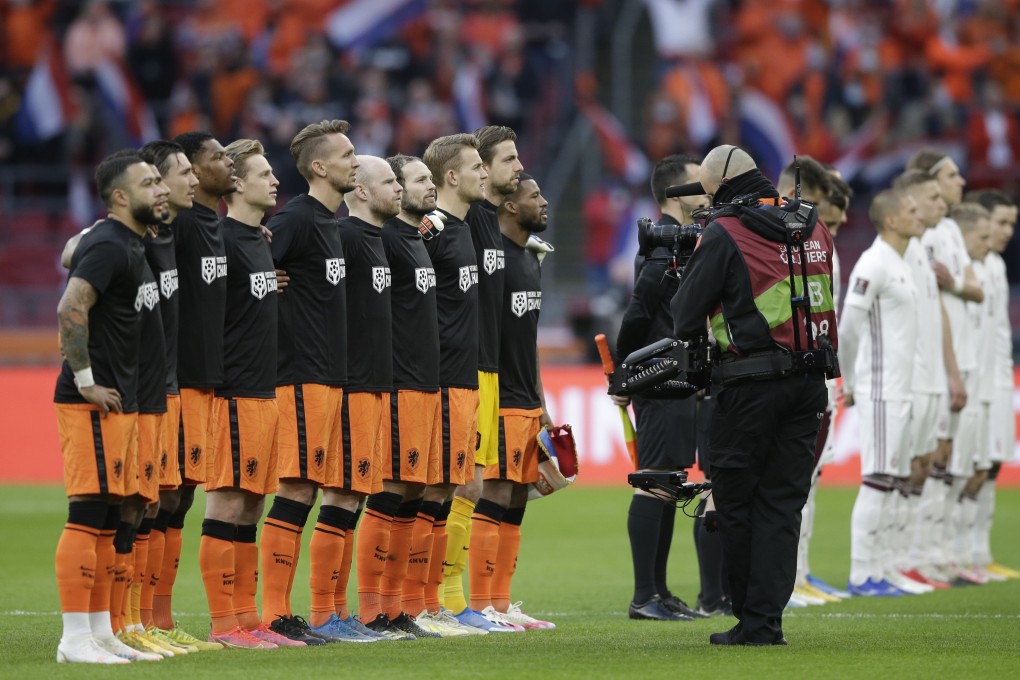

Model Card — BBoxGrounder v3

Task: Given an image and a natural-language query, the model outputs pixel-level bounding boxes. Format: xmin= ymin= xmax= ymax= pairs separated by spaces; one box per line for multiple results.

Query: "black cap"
xmin=664 ymin=181 xmax=706 ymax=199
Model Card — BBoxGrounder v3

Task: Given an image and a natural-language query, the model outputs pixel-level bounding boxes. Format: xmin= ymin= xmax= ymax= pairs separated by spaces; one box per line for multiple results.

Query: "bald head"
xmin=868 ymin=189 xmax=905 ymax=232
xmin=701 ymin=145 xmax=757 ymax=196
xmin=345 ymin=155 xmax=402 ymax=225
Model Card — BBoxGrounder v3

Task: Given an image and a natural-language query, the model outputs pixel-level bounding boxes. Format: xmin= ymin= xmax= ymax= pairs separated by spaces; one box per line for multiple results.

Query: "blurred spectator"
xmin=63 ymin=0 xmax=125 ymax=77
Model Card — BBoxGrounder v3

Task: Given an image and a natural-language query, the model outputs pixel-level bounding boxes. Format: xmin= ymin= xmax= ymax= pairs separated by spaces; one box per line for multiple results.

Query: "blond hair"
xmin=224 ymin=138 xmax=265 ymax=180
xmin=423 ymin=134 xmax=479 ymax=188
xmin=951 ymin=202 xmax=990 ymax=232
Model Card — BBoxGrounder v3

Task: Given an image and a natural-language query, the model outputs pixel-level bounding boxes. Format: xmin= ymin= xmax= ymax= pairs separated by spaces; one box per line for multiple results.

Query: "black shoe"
xmin=391 ymin=612 xmax=440 ymax=638
xmin=629 ymin=595 xmax=694 ymax=621
xmin=365 ymin=613 xmax=416 ymax=640
xmin=710 ymin=624 xmax=786 ymax=646
xmin=660 ymin=593 xmax=709 ymax=619
xmin=696 ymin=596 xmax=734 ymax=618
xmin=268 ymin=615 xmax=328 ymax=646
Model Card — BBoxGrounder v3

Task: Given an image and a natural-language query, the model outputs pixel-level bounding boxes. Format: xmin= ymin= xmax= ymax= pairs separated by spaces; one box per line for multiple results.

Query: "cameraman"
xmin=671 ymin=145 xmax=837 ymax=646
xmin=616 ymin=155 xmax=707 ymax=621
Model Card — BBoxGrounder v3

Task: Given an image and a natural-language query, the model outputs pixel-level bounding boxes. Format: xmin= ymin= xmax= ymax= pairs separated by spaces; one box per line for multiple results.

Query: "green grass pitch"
xmin=2 ymin=485 xmax=1019 ymax=678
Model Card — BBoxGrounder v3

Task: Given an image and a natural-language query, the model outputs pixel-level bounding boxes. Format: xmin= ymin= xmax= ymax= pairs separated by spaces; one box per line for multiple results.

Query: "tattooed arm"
xmin=57 ymin=277 xmax=122 ymax=414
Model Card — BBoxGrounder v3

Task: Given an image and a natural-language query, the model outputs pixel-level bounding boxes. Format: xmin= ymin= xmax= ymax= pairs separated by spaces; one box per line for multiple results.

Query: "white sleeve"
xmin=843 ymin=249 xmax=886 ymax=312
xmin=838 ymin=304 xmax=867 ymax=397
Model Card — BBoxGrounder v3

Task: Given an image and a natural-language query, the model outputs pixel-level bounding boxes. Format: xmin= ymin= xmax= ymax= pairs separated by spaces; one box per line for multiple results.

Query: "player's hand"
xmin=949 ymin=373 xmax=967 ymax=411
xmin=610 ymin=394 xmax=630 ymax=407
xmin=539 ymin=410 xmax=554 ymax=431
xmin=932 ymin=261 xmax=953 ymax=290
xmin=275 ymin=268 xmax=289 ymax=294
xmin=843 ymin=392 xmax=854 ymax=407
xmin=260 ymin=225 xmax=273 ymax=243
xmin=79 ymin=385 xmax=123 ymax=416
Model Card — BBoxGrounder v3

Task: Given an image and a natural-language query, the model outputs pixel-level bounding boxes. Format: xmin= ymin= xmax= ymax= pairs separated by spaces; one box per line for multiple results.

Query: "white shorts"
xmin=989 ymin=386 xmax=1015 ymax=464
xmin=858 ymin=399 xmax=913 ymax=477
xmin=910 ymin=392 xmax=942 ymax=458
xmin=935 ymin=395 xmax=960 ymax=441
xmin=948 ymin=394 xmax=982 ymax=477
xmin=973 ymin=402 xmax=992 ymax=472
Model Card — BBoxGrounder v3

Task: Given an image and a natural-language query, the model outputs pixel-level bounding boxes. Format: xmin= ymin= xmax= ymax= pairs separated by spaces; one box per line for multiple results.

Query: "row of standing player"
xmin=52 ymin=121 xmax=559 ymax=664
xmin=839 ymin=149 xmax=1020 ymax=599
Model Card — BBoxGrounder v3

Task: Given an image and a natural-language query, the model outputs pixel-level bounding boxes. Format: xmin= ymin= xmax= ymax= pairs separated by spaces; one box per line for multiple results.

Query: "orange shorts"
xmin=55 ymin=403 xmax=138 ymax=498
xmin=206 ymin=397 xmax=279 ymax=495
xmin=441 ymin=387 xmax=479 ymax=486
xmin=159 ymin=393 xmax=182 ymax=489
xmin=331 ymin=391 xmax=386 ymax=494
xmin=136 ymin=413 xmax=163 ymax=504
xmin=179 ymin=387 xmax=214 ymax=484
xmin=276 ymin=384 xmax=342 ymax=486
xmin=383 ymin=390 xmax=442 ymax=485
xmin=484 ymin=408 xmax=542 ymax=484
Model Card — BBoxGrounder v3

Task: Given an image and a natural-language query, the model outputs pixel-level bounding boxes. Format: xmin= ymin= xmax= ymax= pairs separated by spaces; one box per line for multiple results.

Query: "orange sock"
xmin=424 ymin=514 xmax=448 ymax=614
xmin=333 ymin=509 xmax=358 ymax=620
xmin=130 ymin=529 xmax=150 ymax=627
xmin=120 ymin=557 xmax=135 ymax=632
xmin=110 ymin=549 xmax=131 ymax=634
xmin=468 ymin=499 xmax=505 ymax=611
xmin=233 ymin=524 xmax=260 ymax=630
xmin=140 ymin=527 xmax=164 ymax=628
xmin=260 ymin=498 xmax=307 ymax=624
xmin=402 ymin=502 xmax=438 ymax=616
xmin=55 ymin=518 xmax=101 ymax=613
xmin=199 ymin=519 xmax=237 ymax=634
xmin=309 ymin=504 xmax=353 ymax=627
xmin=355 ymin=494 xmax=398 ymax=622
xmin=152 ymin=523 xmax=182 ymax=630
xmin=90 ymin=524 xmax=116 ymax=616
xmin=381 ymin=513 xmax=416 ymax=619
xmin=492 ymin=518 xmax=522 ymax=613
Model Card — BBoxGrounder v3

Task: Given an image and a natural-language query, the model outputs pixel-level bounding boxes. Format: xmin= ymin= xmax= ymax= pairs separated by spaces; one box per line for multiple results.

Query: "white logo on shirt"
xmin=482 ymin=249 xmax=504 ymax=275
xmin=201 ymin=256 xmax=227 ymax=284
xmin=510 ymin=290 xmax=541 ymax=317
xmin=250 ymin=271 xmax=278 ymax=300
xmin=415 ymin=267 xmax=436 ymax=294
xmin=458 ymin=265 xmax=478 ymax=292
xmin=142 ymin=281 xmax=159 ymax=311
xmin=159 ymin=269 xmax=178 ymax=299
xmin=371 ymin=266 xmax=391 ymax=294
xmin=326 ymin=258 xmax=345 ymax=285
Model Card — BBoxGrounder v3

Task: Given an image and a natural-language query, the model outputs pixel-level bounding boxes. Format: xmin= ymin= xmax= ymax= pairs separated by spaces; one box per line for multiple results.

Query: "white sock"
xmin=797 ymin=479 xmax=818 ymax=585
xmin=897 ymin=487 xmax=920 ymax=571
xmin=973 ymin=480 xmax=996 ymax=567
xmin=61 ymin=612 xmax=92 ymax=642
xmin=956 ymin=494 xmax=980 ymax=567
xmin=877 ymin=489 xmax=902 ymax=580
xmin=945 ymin=477 xmax=968 ymax=566
xmin=89 ymin=611 xmax=115 ymax=639
xmin=909 ymin=477 xmax=937 ymax=568
xmin=850 ymin=484 xmax=887 ymax=585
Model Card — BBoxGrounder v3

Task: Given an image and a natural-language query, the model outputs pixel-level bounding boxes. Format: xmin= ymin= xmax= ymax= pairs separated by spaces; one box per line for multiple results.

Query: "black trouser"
xmin=708 ymin=373 xmax=827 ymax=643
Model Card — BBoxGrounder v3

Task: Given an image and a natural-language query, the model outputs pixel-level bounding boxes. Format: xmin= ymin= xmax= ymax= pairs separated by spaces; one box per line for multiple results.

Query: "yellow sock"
xmin=442 ymin=496 xmax=474 ymax=613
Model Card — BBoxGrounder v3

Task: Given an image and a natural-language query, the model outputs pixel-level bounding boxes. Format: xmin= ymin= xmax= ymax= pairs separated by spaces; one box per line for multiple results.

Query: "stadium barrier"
xmin=3 ymin=365 xmax=1019 ymax=485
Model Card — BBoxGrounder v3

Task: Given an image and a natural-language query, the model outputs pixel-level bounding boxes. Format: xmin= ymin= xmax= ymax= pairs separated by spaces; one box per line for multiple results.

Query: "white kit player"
xmin=839 ymin=189 xmax=922 ymax=597
xmin=889 ymin=170 xmax=950 ymax=592
xmin=949 ymin=203 xmax=994 ymax=584
xmin=969 ymin=190 xmax=1020 ymax=580
xmin=910 ymin=151 xmax=985 ymax=585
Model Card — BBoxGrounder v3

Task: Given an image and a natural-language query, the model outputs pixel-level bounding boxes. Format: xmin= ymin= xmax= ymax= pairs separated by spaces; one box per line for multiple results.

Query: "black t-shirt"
xmin=424 ymin=210 xmax=479 ymax=389
xmin=172 ymin=203 xmax=227 ymax=388
xmin=466 ymin=199 xmax=504 ymax=372
xmin=338 ymin=216 xmax=392 ymax=393
xmin=268 ymin=194 xmax=347 ymax=387
xmin=381 ymin=216 xmax=440 ymax=392
xmin=216 ymin=217 xmax=279 ymax=399
xmin=498 ymin=236 xmax=542 ymax=409
xmin=144 ymin=223 xmax=179 ymax=394
xmin=54 ymin=219 xmax=146 ymax=412
xmin=137 ymin=261 xmax=167 ymax=413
